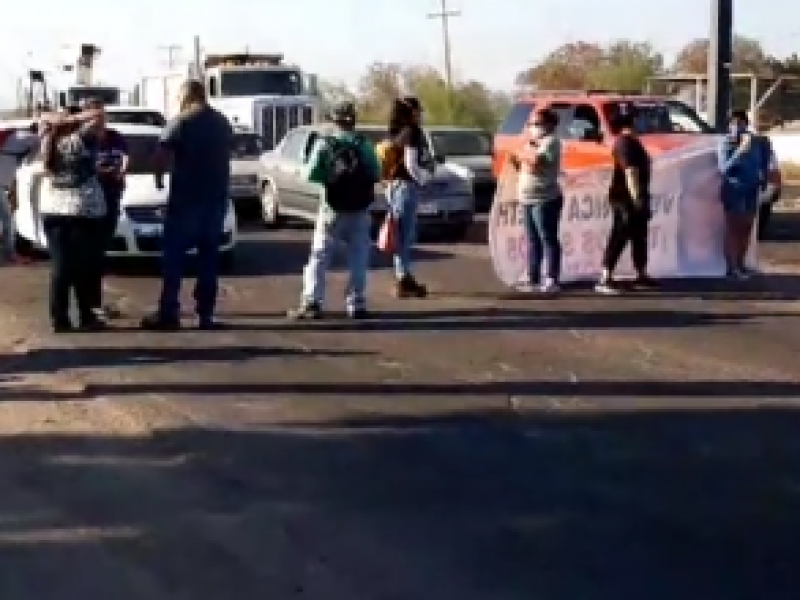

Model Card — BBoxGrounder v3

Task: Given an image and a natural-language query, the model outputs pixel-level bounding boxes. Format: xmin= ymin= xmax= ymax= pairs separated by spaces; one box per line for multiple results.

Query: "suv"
xmin=494 ymin=92 xmax=782 ymax=237
xmin=494 ymin=92 xmax=714 ymax=175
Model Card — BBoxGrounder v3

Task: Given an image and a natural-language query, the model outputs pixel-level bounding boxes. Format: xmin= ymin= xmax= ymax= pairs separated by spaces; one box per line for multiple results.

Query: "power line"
xmin=427 ymin=0 xmax=460 ymax=89
xmin=158 ymin=44 xmax=183 ymax=69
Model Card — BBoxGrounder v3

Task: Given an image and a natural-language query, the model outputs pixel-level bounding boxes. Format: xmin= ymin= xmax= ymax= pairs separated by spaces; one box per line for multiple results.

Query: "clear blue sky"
xmin=1 ymin=0 xmax=798 ymax=107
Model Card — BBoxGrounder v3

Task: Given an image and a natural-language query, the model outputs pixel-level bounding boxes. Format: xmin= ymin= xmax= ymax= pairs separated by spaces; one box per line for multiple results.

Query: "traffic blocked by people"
xmin=511 ymin=108 xmax=563 ymax=295
xmin=381 ymin=96 xmax=434 ymax=298
xmin=287 ymin=101 xmax=380 ymax=320
xmin=83 ymin=97 xmax=128 ymax=318
xmin=595 ymin=111 xmax=657 ymax=295
xmin=141 ymin=79 xmax=233 ymax=331
xmin=38 ymin=107 xmax=108 ymax=332
xmin=717 ymin=110 xmax=763 ymax=279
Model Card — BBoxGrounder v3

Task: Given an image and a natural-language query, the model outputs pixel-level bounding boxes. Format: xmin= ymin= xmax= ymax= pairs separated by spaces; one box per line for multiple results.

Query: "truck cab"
xmin=53 ymin=43 xmax=121 ymax=109
xmin=201 ymin=53 xmax=321 ymax=151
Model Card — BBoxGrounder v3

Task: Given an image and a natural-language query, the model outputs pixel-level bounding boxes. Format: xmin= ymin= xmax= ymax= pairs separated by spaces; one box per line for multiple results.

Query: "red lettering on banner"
xmin=562 ymin=230 xmax=575 ymax=257
xmin=505 ymin=234 xmax=528 ymax=263
xmin=581 ymin=230 xmax=606 ymax=256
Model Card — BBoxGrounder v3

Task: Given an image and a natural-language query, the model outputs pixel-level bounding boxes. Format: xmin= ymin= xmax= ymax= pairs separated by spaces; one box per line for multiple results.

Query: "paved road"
xmin=2 ymin=215 xmax=800 ymax=599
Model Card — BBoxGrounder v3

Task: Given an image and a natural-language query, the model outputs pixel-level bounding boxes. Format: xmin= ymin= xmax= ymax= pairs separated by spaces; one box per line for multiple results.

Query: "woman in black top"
xmin=39 ymin=107 xmax=108 ymax=332
xmin=385 ymin=97 xmax=433 ymax=298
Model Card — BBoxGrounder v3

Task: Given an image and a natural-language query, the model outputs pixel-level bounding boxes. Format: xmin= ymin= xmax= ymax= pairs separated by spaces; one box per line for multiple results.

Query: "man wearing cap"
xmin=287 ymin=101 xmax=380 ymax=320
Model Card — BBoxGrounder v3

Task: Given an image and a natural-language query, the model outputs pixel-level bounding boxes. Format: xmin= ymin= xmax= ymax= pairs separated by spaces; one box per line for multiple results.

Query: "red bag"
xmin=377 ymin=214 xmax=398 ymax=253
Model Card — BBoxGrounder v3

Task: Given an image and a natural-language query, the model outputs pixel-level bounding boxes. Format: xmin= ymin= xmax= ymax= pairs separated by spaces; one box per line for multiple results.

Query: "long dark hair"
xmin=388 ymin=96 xmax=420 ymax=136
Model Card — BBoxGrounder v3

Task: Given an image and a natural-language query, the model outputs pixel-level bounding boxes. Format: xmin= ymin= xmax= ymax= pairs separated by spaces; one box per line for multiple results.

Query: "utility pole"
xmin=158 ymin=44 xmax=182 ymax=69
xmin=707 ymin=0 xmax=733 ymax=132
xmin=192 ymin=36 xmax=203 ymax=80
xmin=427 ymin=0 xmax=460 ymax=89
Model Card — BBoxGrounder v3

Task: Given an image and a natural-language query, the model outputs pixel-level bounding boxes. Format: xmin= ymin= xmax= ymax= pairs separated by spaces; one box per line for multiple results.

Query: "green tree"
xmin=671 ymin=35 xmax=774 ymax=74
xmin=355 ymin=62 xmax=510 ymax=130
xmin=516 ymin=40 xmax=663 ymax=91
xmin=588 ymin=41 xmax=664 ymax=91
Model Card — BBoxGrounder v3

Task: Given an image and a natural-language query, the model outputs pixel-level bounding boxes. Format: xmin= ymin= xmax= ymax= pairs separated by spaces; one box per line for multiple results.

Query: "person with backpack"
xmin=287 ymin=101 xmax=380 ymax=320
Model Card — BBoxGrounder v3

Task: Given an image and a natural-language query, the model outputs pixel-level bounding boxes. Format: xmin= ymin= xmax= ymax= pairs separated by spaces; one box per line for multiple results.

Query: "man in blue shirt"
xmin=141 ymin=80 xmax=233 ymax=330
xmin=287 ymin=101 xmax=380 ymax=320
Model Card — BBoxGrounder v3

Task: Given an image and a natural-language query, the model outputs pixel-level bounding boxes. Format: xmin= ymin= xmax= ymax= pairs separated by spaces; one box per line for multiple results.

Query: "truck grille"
xmin=259 ymin=105 xmax=314 ymax=150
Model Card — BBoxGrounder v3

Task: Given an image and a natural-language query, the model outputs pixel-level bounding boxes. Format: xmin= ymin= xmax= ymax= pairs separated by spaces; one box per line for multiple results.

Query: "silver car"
xmin=425 ymin=126 xmax=495 ymax=213
xmin=257 ymin=124 xmax=475 ymax=240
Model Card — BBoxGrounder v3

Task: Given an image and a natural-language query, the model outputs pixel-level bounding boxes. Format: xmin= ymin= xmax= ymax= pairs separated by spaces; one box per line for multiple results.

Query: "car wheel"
xmin=219 ymin=249 xmax=236 ymax=273
xmin=261 ymin=181 xmax=283 ymax=229
xmin=14 ymin=233 xmax=41 ymax=258
xmin=440 ymin=223 xmax=472 ymax=242
xmin=758 ymin=203 xmax=773 ymax=240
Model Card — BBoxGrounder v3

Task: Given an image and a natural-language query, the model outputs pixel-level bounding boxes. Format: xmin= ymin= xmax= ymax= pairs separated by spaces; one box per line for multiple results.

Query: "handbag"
xmin=376 ymin=214 xmax=399 ymax=253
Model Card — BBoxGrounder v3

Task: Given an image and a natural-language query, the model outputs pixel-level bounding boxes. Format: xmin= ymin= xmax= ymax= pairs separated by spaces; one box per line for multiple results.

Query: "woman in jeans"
xmin=513 ymin=108 xmax=563 ymax=294
xmin=385 ymin=97 xmax=433 ymax=298
xmin=40 ymin=108 xmax=107 ymax=332
xmin=718 ymin=109 xmax=762 ymax=279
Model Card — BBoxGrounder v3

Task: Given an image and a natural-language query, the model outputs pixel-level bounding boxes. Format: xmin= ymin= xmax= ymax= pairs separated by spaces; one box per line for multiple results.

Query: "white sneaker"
xmin=540 ymin=280 xmax=560 ymax=295
xmin=594 ymin=280 xmax=621 ymax=295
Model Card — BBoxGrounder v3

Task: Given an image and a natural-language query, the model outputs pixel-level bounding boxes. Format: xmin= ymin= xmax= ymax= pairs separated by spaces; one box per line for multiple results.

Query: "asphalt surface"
xmin=2 ymin=212 xmax=800 ymax=599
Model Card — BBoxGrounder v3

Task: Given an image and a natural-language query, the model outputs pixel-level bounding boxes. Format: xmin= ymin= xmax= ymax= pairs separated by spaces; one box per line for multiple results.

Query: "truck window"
xmin=219 ymin=70 xmax=302 ymax=97
xmin=497 ymin=102 xmax=534 ymax=135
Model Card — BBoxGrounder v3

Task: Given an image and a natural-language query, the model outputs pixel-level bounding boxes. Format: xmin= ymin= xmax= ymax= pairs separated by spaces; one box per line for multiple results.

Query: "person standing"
xmin=594 ymin=111 xmax=656 ymax=295
xmin=84 ymin=98 xmax=128 ymax=318
xmin=513 ymin=108 xmax=563 ymax=294
xmin=39 ymin=108 xmax=107 ymax=332
xmin=717 ymin=110 xmax=762 ymax=279
xmin=287 ymin=102 xmax=380 ymax=320
xmin=384 ymin=97 xmax=433 ymax=298
xmin=141 ymin=80 xmax=233 ymax=331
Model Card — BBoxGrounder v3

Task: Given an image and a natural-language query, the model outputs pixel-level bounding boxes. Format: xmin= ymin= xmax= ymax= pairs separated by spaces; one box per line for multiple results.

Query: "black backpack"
xmin=323 ymin=135 xmax=375 ymax=213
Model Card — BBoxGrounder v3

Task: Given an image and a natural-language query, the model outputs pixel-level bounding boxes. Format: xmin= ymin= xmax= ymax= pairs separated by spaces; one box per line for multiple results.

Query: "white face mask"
xmin=528 ymin=125 xmax=544 ymax=139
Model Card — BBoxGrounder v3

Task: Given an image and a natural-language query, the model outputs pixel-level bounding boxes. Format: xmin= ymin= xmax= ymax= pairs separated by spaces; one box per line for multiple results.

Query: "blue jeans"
xmin=522 ymin=197 xmax=563 ymax=284
xmin=159 ymin=206 xmax=226 ymax=321
xmin=386 ymin=179 xmax=420 ymax=279
xmin=302 ymin=205 xmax=371 ymax=311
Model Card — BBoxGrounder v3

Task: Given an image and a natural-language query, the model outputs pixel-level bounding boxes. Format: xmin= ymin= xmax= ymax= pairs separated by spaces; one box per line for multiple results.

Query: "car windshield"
xmin=231 ymin=132 xmax=264 ymax=158
xmin=603 ymin=100 xmax=713 ymax=134
xmin=219 ymin=70 xmax=302 ymax=97
xmin=122 ymin=134 xmax=162 ymax=174
xmin=107 ymin=111 xmax=166 ymax=127
xmin=429 ymin=130 xmax=491 ymax=157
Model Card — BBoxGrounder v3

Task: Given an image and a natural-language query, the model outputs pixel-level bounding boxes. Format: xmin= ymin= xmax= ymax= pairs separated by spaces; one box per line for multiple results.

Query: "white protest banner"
xmin=489 ymin=143 xmax=757 ymax=288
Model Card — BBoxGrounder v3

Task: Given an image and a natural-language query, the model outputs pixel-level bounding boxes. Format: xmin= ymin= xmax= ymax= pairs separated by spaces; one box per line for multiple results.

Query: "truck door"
xmin=548 ymin=102 xmax=611 ymax=170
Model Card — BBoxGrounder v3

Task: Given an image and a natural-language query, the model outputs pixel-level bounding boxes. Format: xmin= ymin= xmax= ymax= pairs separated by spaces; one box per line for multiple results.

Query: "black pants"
xmin=88 ymin=195 xmax=121 ymax=309
xmin=42 ymin=215 xmax=104 ymax=325
xmin=602 ymin=204 xmax=649 ymax=273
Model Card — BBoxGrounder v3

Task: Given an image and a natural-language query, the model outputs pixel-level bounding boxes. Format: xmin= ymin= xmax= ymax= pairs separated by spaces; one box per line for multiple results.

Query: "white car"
xmin=13 ymin=123 xmax=238 ymax=261
xmin=229 ymin=127 xmax=263 ymax=210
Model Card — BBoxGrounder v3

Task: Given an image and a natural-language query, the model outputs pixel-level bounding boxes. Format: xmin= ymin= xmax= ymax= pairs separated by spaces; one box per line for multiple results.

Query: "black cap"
xmin=329 ymin=101 xmax=356 ymax=125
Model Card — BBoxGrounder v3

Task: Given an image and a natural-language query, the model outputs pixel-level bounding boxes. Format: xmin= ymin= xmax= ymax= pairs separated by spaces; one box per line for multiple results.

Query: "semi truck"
xmin=18 ymin=43 xmax=122 ymax=114
xmin=136 ymin=52 xmax=322 ymax=149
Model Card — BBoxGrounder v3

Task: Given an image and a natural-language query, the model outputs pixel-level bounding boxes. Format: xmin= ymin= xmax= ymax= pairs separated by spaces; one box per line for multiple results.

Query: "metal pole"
xmin=158 ymin=44 xmax=182 ymax=69
xmin=707 ymin=0 xmax=733 ymax=132
xmin=427 ymin=0 xmax=460 ymax=89
xmin=192 ymin=36 xmax=203 ymax=81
